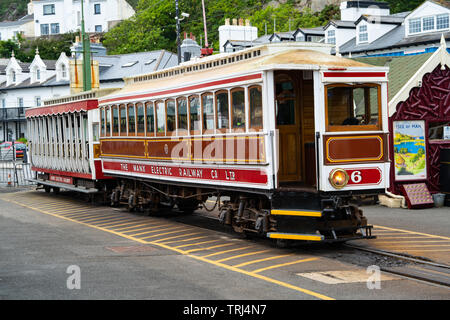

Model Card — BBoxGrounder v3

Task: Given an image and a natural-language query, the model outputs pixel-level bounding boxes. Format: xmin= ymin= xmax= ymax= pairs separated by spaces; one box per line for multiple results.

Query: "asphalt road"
xmin=0 ymin=189 xmax=449 ymax=301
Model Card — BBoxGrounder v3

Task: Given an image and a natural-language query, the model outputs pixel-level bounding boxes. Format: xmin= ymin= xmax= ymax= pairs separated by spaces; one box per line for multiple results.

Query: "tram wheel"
xmin=44 ymin=186 xmax=51 ymax=193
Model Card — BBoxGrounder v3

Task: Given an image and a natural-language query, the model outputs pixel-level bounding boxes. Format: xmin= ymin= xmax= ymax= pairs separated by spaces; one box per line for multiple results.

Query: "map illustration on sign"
xmin=393 ymin=120 xmax=427 ymax=181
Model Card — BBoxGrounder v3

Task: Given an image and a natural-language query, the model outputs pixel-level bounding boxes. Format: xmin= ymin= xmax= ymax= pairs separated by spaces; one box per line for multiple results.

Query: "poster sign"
xmin=393 ymin=121 xmax=427 ymax=181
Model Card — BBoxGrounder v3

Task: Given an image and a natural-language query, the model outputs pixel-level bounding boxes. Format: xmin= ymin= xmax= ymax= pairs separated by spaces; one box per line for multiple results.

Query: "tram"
xmin=27 ymin=42 xmax=390 ymax=242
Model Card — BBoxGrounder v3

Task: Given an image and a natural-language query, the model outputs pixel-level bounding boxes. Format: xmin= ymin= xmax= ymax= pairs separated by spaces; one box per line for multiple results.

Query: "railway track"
xmin=187 ymin=207 xmax=450 ymax=288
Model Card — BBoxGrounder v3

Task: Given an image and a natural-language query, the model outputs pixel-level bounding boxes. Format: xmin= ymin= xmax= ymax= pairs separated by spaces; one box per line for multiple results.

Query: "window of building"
xmin=216 ymin=91 xmax=229 ymax=131
xmin=325 ymin=84 xmax=381 ymax=132
xmin=155 ymin=101 xmax=165 ymax=135
xmin=166 ymin=99 xmax=176 ymax=133
xmin=423 ymin=16 xmax=434 ymax=31
xmin=189 ymin=95 xmax=201 ymax=133
xmin=17 ymin=97 xmax=24 ymax=108
xmin=177 ymin=97 xmax=188 ymax=134
xmin=43 ymin=4 xmax=55 ymax=15
xmin=112 ymin=105 xmax=119 ymax=135
xmin=409 ymin=18 xmax=422 ymax=34
xmin=145 ymin=102 xmax=154 ymax=135
xmin=136 ymin=103 xmax=145 ymax=135
xmin=1 ymin=99 xmax=5 ymax=108
xmin=437 ymin=14 xmax=449 ymax=30
xmin=36 ymin=68 xmax=41 ymax=81
xmin=61 ymin=64 xmax=67 ymax=79
xmin=51 ymin=23 xmax=60 ymax=34
xmin=249 ymin=86 xmax=263 ymax=129
xmin=128 ymin=104 xmax=136 ymax=135
xmin=202 ymin=93 xmax=214 ymax=132
xmin=358 ymin=24 xmax=368 ymax=43
xmin=40 ymin=24 xmax=49 ymax=35
xmin=95 ymin=25 xmax=102 ymax=32
xmin=327 ymin=30 xmax=336 ymax=45
xmin=94 ymin=3 xmax=101 ymax=14
xmin=231 ymin=88 xmax=245 ymax=129
xmin=35 ymin=97 xmax=41 ymax=107
xmin=119 ymin=104 xmax=126 ymax=135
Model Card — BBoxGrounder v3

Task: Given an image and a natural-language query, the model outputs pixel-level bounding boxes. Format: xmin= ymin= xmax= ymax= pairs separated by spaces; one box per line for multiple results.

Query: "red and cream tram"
xmin=27 ymin=42 xmax=390 ymax=242
xmin=97 ymin=43 xmax=389 ymax=242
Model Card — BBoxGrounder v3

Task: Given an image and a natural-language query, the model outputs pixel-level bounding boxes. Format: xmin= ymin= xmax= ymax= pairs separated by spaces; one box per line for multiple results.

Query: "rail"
xmin=0 ymin=159 xmax=36 ymax=187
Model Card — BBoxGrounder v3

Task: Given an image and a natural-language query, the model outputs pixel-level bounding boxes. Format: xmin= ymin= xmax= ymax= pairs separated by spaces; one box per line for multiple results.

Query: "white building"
xmin=324 ymin=0 xmax=450 ymax=58
xmin=0 ymin=14 xmax=35 ymax=41
xmin=31 ymin=0 xmax=135 ymax=37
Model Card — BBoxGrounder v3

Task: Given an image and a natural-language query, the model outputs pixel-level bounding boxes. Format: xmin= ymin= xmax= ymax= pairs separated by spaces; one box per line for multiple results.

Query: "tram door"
xmin=275 ymin=72 xmax=302 ymax=182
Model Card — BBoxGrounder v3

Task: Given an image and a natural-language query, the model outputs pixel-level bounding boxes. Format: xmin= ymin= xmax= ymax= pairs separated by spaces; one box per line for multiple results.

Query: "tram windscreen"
xmin=326 ymin=84 xmax=380 ymax=131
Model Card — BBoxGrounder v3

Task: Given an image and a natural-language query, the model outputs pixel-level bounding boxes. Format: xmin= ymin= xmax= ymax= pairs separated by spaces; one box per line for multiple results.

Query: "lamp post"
xmin=80 ymin=0 xmax=92 ymax=91
xmin=175 ymin=0 xmax=189 ymax=64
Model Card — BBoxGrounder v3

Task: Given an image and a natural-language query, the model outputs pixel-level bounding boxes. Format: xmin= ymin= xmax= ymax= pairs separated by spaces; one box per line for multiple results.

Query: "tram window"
xmin=136 ymin=103 xmax=145 ymax=135
xmin=128 ymin=104 xmax=136 ymax=135
xmin=189 ymin=95 xmax=201 ymax=133
xmin=326 ymin=84 xmax=381 ymax=131
xmin=202 ymin=93 xmax=214 ymax=132
xmin=166 ymin=99 xmax=176 ymax=134
xmin=177 ymin=97 xmax=188 ymax=134
xmin=231 ymin=88 xmax=245 ymax=129
xmin=106 ymin=106 xmax=111 ymax=136
xmin=156 ymin=101 xmax=165 ymax=135
xmin=101 ymin=107 xmax=105 ymax=136
xmin=112 ymin=105 xmax=119 ymax=135
xmin=145 ymin=102 xmax=155 ymax=135
xmin=249 ymin=86 xmax=263 ymax=129
xmin=275 ymin=79 xmax=295 ymax=126
xmin=216 ymin=91 xmax=229 ymax=131
xmin=119 ymin=104 xmax=126 ymax=135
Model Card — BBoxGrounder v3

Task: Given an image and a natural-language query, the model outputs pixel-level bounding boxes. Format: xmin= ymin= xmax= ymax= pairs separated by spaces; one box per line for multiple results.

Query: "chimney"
xmin=232 ymin=18 xmax=237 ymax=26
xmin=225 ymin=18 xmax=230 ymax=26
xmin=238 ymin=18 xmax=243 ymax=26
xmin=245 ymin=19 xmax=250 ymax=27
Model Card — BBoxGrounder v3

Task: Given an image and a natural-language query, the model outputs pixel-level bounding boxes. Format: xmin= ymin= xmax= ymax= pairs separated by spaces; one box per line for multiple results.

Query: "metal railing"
xmin=0 ymin=159 xmax=36 ymax=187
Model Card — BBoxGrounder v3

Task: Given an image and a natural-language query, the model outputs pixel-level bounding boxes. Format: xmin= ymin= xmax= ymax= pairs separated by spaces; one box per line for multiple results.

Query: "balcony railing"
xmin=0 ymin=107 xmax=27 ymax=122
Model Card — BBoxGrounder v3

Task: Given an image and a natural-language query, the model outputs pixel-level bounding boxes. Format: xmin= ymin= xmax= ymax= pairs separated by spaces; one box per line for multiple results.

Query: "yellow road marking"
xmin=215 ymin=250 xmax=270 ymax=263
xmin=201 ymin=246 xmax=254 ymax=258
xmin=130 ymin=226 xmax=186 ymax=237
xmin=121 ymin=223 xmax=173 ymax=233
xmin=96 ymin=219 xmax=146 ymax=228
xmin=95 ymin=217 xmax=136 ymax=227
xmin=76 ymin=214 xmax=122 ymax=223
xmin=374 ymin=236 xmax=432 ymax=239
xmin=60 ymin=211 xmax=110 ymax=219
xmin=106 ymin=220 xmax=148 ymax=229
xmin=379 ymin=244 xmax=450 ymax=247
xmin=401 ymin=249 xmax=450 ymax=252
xmin=232 ymin=254 xmax=294 ymax=268
xmin=375 ymin=225 xmax=450 ymax=240
xmin=373 ymin=240 xmax=450 ymax=244
xmin=184 ymin=243 xmax=235 ymax=254
xmin=140 ymin=228 xmax=195 ymax=239
xmin=1 ymin=196 xmax=335 ymax=300
xmin=52 ymin=208 xmax=101 ymax=215
xmin=151 ymin=241 xmax=334 ymax=300
xmin=156 ymin=234 xmax=206 ymax=244
xmin=174 ymin=239 xmax=220 ymax=249
xmin=251 ymin=258 xmax=319 ymax=274
xmin=114 ymin=222 xmax=164 ymax=231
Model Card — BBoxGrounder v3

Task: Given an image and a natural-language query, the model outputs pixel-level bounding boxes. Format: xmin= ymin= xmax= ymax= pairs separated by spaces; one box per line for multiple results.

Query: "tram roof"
xmin=99 ymin=43 xmax=376 ymax=105
xmin=26 ymin=88 xmax=120 ymax=118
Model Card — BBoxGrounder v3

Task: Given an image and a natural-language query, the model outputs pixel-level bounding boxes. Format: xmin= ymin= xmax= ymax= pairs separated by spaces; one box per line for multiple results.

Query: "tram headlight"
xmin=329 ymin=169 xmax=349 ymax=189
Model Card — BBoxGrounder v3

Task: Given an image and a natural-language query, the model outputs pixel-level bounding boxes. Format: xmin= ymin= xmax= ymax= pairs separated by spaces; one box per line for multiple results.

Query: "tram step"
xmin=270 ymin=209 xmax=322 ymax=218
xmin=266 ymin=232 xmax=324 ymax=241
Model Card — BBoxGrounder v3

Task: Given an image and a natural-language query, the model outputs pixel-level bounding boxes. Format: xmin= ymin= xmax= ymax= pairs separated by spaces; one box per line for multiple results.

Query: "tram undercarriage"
xmin=108 ymin=177 xmax=374 ymax=243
